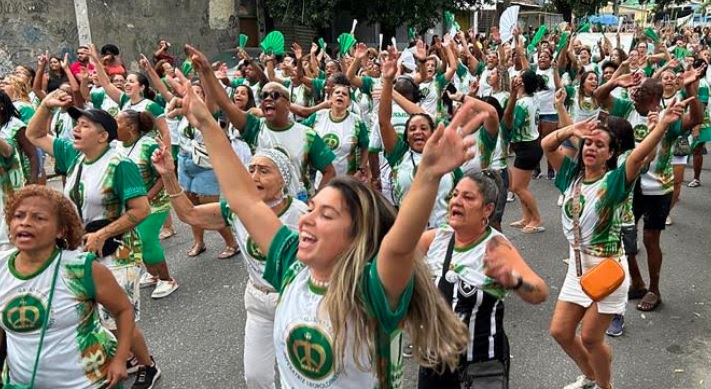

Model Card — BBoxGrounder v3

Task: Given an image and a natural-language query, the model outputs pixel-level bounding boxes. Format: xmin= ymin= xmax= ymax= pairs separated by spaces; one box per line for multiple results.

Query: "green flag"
xmin=644 ymin=27 xmax=661 ymax=43
xmin=239 ymin=34 xmax=248 ymax=49
xmin=577 ymin=22 xmax=590 ymax=33
xmin=338 ymin=33 xmax=356 ymax=58
xmin=527 ymin=25 xmax=548 ymax=52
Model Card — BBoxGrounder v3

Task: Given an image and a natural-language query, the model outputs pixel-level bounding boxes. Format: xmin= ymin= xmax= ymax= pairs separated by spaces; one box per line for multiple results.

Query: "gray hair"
xmin=462 ymin=169 xmax=502 ymax=206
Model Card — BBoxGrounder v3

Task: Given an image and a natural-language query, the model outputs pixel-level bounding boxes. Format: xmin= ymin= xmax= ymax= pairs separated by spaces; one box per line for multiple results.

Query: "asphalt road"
xmin=103 ymin=162 xmax=711 ymax=389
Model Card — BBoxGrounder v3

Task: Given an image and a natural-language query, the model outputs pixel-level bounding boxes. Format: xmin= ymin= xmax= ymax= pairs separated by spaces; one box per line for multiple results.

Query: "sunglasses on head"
xmin=259 ymin=91 xmax=284 ymax=101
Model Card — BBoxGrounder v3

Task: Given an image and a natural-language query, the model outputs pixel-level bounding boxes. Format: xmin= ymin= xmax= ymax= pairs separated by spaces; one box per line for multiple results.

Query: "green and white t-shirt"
xmin=418 ymin=73 xmax=448 ymax=119
xmin=531 ymin=65 xmax=556 ymax=115
xmin=386 ymin=138 xmax=462 ymax=228
xmin=0 ymin=249 xmax=118 ymax=389
xmin=474 ymin=62 xmax=494 ymax=97
xmin=453 ymin=61 xmax=472 ymax=96
xmin=487 ymin=91 xmax=510 ymax=170
xmin=50 ymin=109 xmax=76 ymax=142
xmin=265 ymin=226 xmax=413 ymax=388
xmin=502 ymin=95 xmax=539 ymax=143
xmin=284 ymin=79 xmax=313 ymax=122
xmin=13 ymin=101 xmax=35 ymax=125
xmin=617 ymin=150 xmax=636 ymax=227
xmin=89 ymin=87 xmax=120 ymax=117
xmin=221 ymin=197 xmax=307 ymax=291
xmin=357 ymin=76 xmax=382 ymax=129
xmin=610 ymin=97 xmax=682 ymax=195
xmin=118 ymin=94 xmax=164 ymax=120
xmin=565 ymin=86 xmax=600 ymax=123
xmin=115 ymin=136 xmax=170 ymax=213
xmin=461 ymin=126 xmax=498 ymax=172
xmin=369 ymin=103 xmax=410 ymax=205
xmin=555 ymin=157 xmax=633 ymax=257
xmin=0 ymin=117 xmax=27 ymax=190
xmin=54 ymin=139 xmax=146 ymax=265
xmin=302 ymin=110 xmax=369 ymax=177
xmin=241 ymin=114 xmax=336 ymax=198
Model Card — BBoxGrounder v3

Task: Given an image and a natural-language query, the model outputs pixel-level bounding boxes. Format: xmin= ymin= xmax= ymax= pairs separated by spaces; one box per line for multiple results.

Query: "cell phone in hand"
xmin=597 ymin=110 xmax=609 ymax=126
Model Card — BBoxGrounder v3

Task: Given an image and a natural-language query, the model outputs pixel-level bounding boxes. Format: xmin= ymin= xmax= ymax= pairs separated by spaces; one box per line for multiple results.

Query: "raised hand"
xmin=184 ymin=44 xmax=211 ymax=73
xmin=151 ymin=137 xmax=176 ymax=176
xmin=554 ymin=87 xmax=567 ymax=107
xmin=683 ymin=64 xmax=706 ymax=86
xmin=483 ymin=236 xmax=523 ymax=289
xmin=138 ymin=54 xmax=151 ymax=71
xmin=354 ymin=42 xmax=368 ymax=60
xmin=661 ymin=97 xmax=694 ymax=125
xmin=37 ymin=50 xmax=48 ymax=67
xmin=571 ymin=116 xmax=598 ymax=139
xmin=291 ymin=42 xmax=303 ymax=59
xmin=616 ymin=72 xmax=643 ymax=88
xmin=414 ymin=40 xmax=426 ymax=62
xmin=381 ymin=47 xmax=397 ymax=80
xmin=42 ymin=89 xmax=73 ymax=109
xmin=175 ymin=70 xmax=213 ymax=126
xmin=61 ymin=52 xmax=70 ymax=69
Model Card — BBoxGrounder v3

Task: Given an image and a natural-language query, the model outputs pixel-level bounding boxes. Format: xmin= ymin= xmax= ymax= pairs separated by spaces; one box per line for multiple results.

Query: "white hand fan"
xmin=499 ymin=5 xmax=520 ymax=43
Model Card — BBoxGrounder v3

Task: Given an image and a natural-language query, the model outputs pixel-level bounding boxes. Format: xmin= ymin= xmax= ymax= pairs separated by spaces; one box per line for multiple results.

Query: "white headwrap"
xmin=252 ymin=148 xmax=300 ymax=198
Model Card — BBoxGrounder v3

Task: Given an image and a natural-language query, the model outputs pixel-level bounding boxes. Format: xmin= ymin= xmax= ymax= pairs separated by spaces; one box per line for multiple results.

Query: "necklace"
xmin=309 ymin=275 xmax=330 ymax=289
xmin=265 ymin=196 xmax=286 ymax=208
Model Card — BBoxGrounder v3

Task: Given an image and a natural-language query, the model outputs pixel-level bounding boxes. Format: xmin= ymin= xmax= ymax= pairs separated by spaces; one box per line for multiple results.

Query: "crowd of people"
xmin=0 ymin=17 xmax=708 ymax=389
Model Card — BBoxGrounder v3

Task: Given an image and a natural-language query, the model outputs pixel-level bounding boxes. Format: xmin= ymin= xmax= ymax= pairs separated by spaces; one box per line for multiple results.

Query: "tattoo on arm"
xmin=126 ymin=211 xmax=139 ymax=224
xmin=519 ymin=280 xmax=539 ymax=294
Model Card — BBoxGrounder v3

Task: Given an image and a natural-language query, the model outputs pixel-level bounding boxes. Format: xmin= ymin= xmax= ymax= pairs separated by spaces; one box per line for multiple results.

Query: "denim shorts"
xmin=177 ymin=153 xmax=221 ymax=196
xmin=539 ymin=113 xmax=559 ymax=123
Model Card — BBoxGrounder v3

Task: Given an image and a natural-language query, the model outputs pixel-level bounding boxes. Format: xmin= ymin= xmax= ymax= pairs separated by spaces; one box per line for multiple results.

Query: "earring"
xmin=56 ymin=236 xmax=69 ymax=249
xmin=481 ymin=218 xmax=489 ymax=227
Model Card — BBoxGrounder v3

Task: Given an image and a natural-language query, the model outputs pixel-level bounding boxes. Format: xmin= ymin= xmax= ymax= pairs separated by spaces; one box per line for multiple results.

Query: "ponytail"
xmin=122 ymin=109 xmax=155 ymax=135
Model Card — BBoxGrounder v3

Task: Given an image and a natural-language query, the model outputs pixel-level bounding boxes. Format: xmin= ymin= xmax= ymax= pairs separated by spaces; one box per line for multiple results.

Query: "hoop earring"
xmin=56 ymin=236 xmax=69 ymax=249
xmin=482 ymin=217 xmax=489 ymax=227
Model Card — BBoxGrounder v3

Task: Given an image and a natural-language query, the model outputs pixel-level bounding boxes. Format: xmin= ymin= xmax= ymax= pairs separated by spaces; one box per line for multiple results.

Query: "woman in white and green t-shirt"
xmin=543 ymin=102 xmax=690 ymax=389
xmin=116 ymin=110 xmax=178 ymax=299
xmin=172 ymin=62 xmax=485 ymax=387
xmin=0 ymin=185 xmax=134 ymax=388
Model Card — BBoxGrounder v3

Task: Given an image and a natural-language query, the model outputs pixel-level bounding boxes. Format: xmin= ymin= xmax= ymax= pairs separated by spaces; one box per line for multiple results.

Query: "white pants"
xmin=243 ymin=281 xmax=278 ymax=389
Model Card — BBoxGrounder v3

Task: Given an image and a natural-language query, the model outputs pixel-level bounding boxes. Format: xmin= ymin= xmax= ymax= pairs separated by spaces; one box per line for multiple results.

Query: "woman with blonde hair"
xmin=1 ymin=76 xmax=40 ymax=185
xmin=168 ymin=49 xmax=487 ymax=386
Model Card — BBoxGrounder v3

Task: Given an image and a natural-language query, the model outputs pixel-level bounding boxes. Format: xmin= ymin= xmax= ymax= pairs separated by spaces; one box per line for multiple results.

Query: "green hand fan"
xmin=180 ymin=59 xmax=192 ymax=76
xmin=318 ymin=38 xmax=326 ymax=51
xmin=644 ymin=27 xmax=660 ymax=43
xmin=407 ymin=27 xmax=416 ymax=41
xmin=239 ymin=34 xmax=249 ymax=49
xmin=338 ymin=33 xmax=356 ymax=58
xmin=260 ymin=31 xmax=285 ymax=56
xmin=555 ymin=32 xmax=570 ymax=60
xmin=527 ymin=25 xmax=548 ymax=53
xmin=577 ymin=23 xmax=590 ymax=33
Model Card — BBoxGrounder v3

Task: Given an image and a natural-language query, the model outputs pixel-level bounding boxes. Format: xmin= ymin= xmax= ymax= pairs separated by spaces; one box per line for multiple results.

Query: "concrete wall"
xmin=0 ymin=0 xmax=239 ymax=73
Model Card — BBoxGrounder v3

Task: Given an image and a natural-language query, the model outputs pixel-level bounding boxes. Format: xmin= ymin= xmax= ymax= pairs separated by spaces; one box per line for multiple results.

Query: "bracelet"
xmin=167 ymin=189 xmax=185 ymax=198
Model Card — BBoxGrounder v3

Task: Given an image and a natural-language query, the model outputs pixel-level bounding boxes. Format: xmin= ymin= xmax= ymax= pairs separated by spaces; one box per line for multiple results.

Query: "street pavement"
xmin=103 ymin=163 xmax=711 ymax=389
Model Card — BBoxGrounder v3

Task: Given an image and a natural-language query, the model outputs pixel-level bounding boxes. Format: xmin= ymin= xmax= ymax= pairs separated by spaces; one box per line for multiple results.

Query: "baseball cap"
xmin=67 ymin=107 xmax=118 ymax=142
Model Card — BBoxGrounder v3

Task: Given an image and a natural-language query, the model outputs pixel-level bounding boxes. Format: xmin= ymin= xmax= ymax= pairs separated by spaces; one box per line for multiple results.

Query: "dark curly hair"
xmin=5 ymin=185 xmax=84 ymax=250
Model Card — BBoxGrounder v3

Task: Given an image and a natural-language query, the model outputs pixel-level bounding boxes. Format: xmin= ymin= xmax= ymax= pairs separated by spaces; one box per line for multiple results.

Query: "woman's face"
xmin=9 ymin=196 xmax=60 ymax=253
xmin=487 ymin=68 xmax=500 ymax=88
xmin=124 ymin=74 xmax=143 ymax=98
xmin=628 ymin=50 xmax=640 ymax=66
xmin=611 ymin=50 xmax=621 ymax=64
xmin=329 ymin=85 xmax=351 ymax=111
xmin=248 ymin=156 xmax=284 ymax=202
xmin=602 ymin=67 xmax=615 ymax=81
xmin=579 ymin=50 xmax=591 ymax=64
xmin=581 ymin=130 xmax=613 ymax=169
xmin=116 ymin=112 xmax=136 ymax=142
xmin=325 ymin=61 xmax=339 ymax=77
xmin=582 ymin=73 xmax=598 ymax=93
xmin=111 ymin=75 xmax=126 ymax=91
xmin=297 ymin=187 xmax=354 ymax=267
xmin=661 ymin=71 xmax=677 ymax=92
xmin=1 ymin=77 xmax=13 ymax=96
xmin=406 ymin=115 xmax=433 ymax=153
xmin=425 ymin=59 xmax=437 ymax=78
xmin=233 ymin=86 xmax=250 ymax=109
xmin=49 ymin=58 xmax=62 ymax=71
xmin=162 ymin=62 xmax=174 ymax=76
xmin=448 ymin=178 xmax=493 ymax=230
xmin=538 ymin=52 xmax=552 ymax=69
xmin=13 ymin=66 xmax=31 ymax=85
xmin=72 ymin=117 xmax=108 ymax=152
xmin=368 ymin=61 xmax=381 ymax=78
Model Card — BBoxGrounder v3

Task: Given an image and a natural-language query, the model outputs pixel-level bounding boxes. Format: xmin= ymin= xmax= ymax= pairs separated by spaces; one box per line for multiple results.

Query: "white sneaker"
xmin=665 ymin=216 xmax=673 ymax=226
xmin=140 ymin=273 xmax=158 ymax=288
xmin=506 ymin=191 xmax=516 ymax=203
xmin=151 ymin=279 xmax=179 ymax=299
xmin=557 ymin=194 xmax=565 ymax=207
xmin=563 ymin=375 xmax=596 ymax=389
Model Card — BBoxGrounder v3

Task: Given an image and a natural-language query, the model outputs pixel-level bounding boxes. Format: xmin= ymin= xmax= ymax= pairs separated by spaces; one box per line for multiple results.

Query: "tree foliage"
xmin=551 ymin=0 xmax=607 ymax=23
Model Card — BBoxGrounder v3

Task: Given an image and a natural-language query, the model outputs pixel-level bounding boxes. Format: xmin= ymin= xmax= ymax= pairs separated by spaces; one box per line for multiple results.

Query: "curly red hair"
xmin=4 ymin=185 xmax=84 ymax=250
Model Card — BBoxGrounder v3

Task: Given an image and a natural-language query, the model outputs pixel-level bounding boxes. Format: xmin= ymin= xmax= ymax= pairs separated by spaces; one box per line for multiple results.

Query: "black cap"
xmin=67 ymin=107 xmax=118 ymax=142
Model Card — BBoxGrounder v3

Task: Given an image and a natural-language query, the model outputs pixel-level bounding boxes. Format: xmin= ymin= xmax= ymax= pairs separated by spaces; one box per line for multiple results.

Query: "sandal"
xmin=522 ymin=225 xmax=546 ymax=234
xmin=636 ymin=291 xmax=662 ymax=312
xmin=159 ymin=227 xmax=176 ymax=240
xmin=187 ymin=243 xmax=207 ymax=257
xmin=628 ymin=287 xmax=649 ymax=300
xmin=509 ymin=220 xmax=527 ymax=228
xmin=218 ymin=246 xmax=240 ymax=260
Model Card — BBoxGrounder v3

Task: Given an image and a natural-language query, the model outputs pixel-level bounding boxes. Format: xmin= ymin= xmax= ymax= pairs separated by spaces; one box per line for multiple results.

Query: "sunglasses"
xmin=259 ymin=91 xmax=285 ymax=101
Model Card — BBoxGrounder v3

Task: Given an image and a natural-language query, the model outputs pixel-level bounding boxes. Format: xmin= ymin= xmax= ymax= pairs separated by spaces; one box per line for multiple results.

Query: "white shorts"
xmin=98 ymin=264 xmax=142 ymax=330
xmin=672 ymin=155 xmax=689 ymax=166
xmin=558 ymin=248 xmax=630 ymax=315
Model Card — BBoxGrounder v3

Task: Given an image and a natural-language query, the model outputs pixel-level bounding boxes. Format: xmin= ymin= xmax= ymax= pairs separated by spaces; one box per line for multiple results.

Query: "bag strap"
xmin=571 ymin=175 xmax=584 ymax=278
xmin=437 ymin=233 xmax=457 ymax=293
xmin=28 ymin=250 xmax=63 ymax=388
xmin=70 ymin=160 xmax=84 ymax=222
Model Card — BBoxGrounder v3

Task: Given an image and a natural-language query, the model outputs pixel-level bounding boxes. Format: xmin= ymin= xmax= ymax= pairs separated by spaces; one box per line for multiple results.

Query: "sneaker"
xmin=606 ymin=314 xmax=625 ymax=337
xmin=688 ymin=179 xmax=701 ymax=188
xmin=126 ymin=355 xmax=140 ymax=375
xmin=557 ymin=194 xmax=565 ymax=207
xmin=151 ymin=279 xmax=179 ymax=299
xmin=665 ymin=216 xmax=673 ymax=226
xmin=532 ymin=168 xmax=543 ymax=180
xmin=403 ymin=344 xmax=413 ymax=358
xmin=140 ymin=273 xmax=158 ymax=288
xmin=132 ymin=361 xmax=162 ymax=389
xmin=547 ymin=169 xmax=556 ymax=180
xmin=506 ymin=191 xmax=516 ymax=203
xmin=563 ymin=375 xmax=596 ymax=389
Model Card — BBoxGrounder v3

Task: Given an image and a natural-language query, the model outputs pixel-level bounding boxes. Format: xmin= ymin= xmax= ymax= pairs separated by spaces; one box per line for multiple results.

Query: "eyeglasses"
xmin=259 ymin=91 xmax=285 ymax=101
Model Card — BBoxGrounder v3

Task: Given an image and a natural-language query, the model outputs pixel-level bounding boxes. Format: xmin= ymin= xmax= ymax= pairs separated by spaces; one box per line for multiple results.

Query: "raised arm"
xmin=442 ymin=37 xmax=458 ymax=83
xmin=392 ymin=90 xmax=425 ymax=115
xmin=346 ymin=43 xmax=368 ymax=88
xmin=377 ymin=103 xmax=486 ymax=307
xmin=378 ymin=51 xmax=400 ymax=154
xmin=594 ymin=72 xmax=642 ymax=111
xmin=680 ymin=68 xmax=705 ymax=131
xmin=502 ymin=77 xmax=521 ymax=130
xmin=61 ymin=54 xmax=85 ymax=108
xmin=185 ymin=45 xmax=249 ymax=132
xmin=139 ymin=54 xmax=175 ymax=102
xmin=167 ymin=68 xmax=282 ymax=254
xmin=483 ymin=236 xmax=548 ymax=304
xmin=26 ymin=90 xmax=71 ymax=155
xmin=462 ymin=95 xmax=499 ymax=137
xmin=88 ymin=44 xmax=123 ymax=104
xmin=33 ymin=51 xmax=48 ymax=100
xmin=542 ymin=117 xmax=596 ymax=172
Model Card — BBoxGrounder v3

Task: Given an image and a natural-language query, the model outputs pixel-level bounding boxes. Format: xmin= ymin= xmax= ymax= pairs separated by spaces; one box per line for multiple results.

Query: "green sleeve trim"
xmin=357 ymin=120 xmax=370 ymax=148
xmin=474 ymin=61 xmax=485 ymax=76
xmin=220 ymin=199 xmax=232 ymax=226
xmin=52 ymin=138 xmax=79 ymax=174
xmin=113 ymin=160 xmax=148 ymax=201
xmin=91 ymin=89 xmax=104 ymax=108
xmin=264 ymin=225 xmax=300 ymax=293
xmin=241 ymin=113 xmax=261 ymax=146
xmin=119 ymin=93 xmax=130 ymax=107
xmin=361 ymin=76 xmax=373 ymax=94
xmin=364 ymin=260 xmax=413 ymax=334
xmin=301 ymin=113 xmax=317 ymax=128
xmin=384 ymin=137 xmax=409 ymax=168
xmin=146 ymin=101 xmax=165 ymax=119
xmin=83 ymin=254 xmax=97 ymax=300
xmin=554 ymin=156 xmax=577 ymax=193
xmin=603 ymin=161 xmax=633 ymax=205
xmin=610 ymin=97 xmax=633 ymax=118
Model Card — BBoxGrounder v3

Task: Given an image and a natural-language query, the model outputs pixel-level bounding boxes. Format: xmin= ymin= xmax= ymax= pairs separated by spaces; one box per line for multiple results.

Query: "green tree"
xmin=551 ymin=0 xmax=606 ymax=23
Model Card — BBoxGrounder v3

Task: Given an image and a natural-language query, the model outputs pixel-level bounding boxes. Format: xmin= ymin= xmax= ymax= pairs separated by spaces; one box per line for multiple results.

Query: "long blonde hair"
xmin=4 ymin=75 xmax=31 ymax=102
xmin=321 ymin=177 xmax=468 ymax=376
